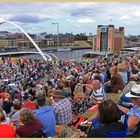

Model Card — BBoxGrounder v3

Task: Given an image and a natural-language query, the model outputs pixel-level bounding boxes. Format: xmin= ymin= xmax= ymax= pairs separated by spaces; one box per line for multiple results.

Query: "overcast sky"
xmin=0 ymin=2 xmax=140 ymax=35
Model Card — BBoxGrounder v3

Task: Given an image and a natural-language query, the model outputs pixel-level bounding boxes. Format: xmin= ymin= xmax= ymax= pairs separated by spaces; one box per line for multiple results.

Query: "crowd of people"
xmin=0 ymin=53 xmax=140 ymax=138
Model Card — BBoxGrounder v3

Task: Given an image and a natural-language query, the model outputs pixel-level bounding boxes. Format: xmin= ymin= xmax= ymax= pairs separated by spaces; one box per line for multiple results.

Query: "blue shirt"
xmin=121 ymin=105 xmax=140 ymax=135
xmin=118 ymin=72 xmax=128 ymax=85
xmin=100 ymin=73 xmax=105 ymax=84
xmin=127 ymin=105 xmax=140 ymax=119
xmin=34 ymin=105 xmax=56 ymax=137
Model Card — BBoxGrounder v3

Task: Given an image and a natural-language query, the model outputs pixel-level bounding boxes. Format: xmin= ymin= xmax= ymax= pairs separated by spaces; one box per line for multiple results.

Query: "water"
xmin=19 ymin=49 xmax=92 ymax=60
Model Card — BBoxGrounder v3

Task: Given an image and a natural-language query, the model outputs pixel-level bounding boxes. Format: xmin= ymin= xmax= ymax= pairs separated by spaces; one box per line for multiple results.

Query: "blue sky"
xmin=0 ymin=2 xmax=140 ymax=35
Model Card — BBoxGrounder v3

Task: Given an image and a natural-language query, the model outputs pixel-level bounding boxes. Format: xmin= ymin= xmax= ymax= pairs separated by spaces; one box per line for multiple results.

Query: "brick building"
xmin=95 ymin=25 xmax=124 ymax=52
xmin=52 ymin=34 xmax=74 ymax=46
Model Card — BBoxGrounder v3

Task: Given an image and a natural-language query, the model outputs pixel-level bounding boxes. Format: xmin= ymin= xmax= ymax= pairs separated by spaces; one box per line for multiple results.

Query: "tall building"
xmin=95 ymin=25 xmax=124 ymax=52
xmin=93 ymin=35 xmax=97 ymax=51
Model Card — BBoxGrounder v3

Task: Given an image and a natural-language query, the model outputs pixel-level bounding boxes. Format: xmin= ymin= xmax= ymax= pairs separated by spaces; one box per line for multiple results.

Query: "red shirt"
xmin=0 ymin=124 xmax=16 ymax=138
xmin=22 ymin=100 xmax=36 ymax=110
xmin=0 ymin=92 xmax=6 ymax=101
xmin=75 ymin=66 xmax=81 ymax=72
xmin=16 ymin=119 xmax=42 ymax=137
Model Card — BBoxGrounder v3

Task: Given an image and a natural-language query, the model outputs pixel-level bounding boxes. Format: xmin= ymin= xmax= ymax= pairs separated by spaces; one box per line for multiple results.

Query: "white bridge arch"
xmin=0 ymin=18 xmax=56 ymax=61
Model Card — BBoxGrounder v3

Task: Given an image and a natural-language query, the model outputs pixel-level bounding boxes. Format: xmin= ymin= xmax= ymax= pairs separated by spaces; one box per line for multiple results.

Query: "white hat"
xmin=125 ymin=85 xmax=140 ymax=98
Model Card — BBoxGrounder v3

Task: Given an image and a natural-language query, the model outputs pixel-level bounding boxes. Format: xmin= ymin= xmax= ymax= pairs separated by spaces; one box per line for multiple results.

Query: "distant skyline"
xmin=0 ymin=2 xmax=140 ymax=35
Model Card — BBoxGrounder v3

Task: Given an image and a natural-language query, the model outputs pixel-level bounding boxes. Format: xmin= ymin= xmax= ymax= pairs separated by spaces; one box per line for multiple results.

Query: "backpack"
xmin=105 ymin=115 xmax=128 ymax=138
xmin=68 ymin=117 xmax=87 ymax=129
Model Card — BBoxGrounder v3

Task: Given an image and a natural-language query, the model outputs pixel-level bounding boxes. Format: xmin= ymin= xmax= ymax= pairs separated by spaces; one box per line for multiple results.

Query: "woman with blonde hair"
xmin=117 ymin=64 xmax=128 ymax=85
xmin=16 ymin=108 xmax=43 ymax=137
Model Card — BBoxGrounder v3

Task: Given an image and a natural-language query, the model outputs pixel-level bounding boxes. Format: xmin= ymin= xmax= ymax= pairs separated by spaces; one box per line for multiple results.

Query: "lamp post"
xmin=52 ymin=22 xmax=59 ymax=50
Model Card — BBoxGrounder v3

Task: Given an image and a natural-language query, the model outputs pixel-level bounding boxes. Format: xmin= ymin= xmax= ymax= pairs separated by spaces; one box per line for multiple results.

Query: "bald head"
xmin=92 ymin=80 xmax=101 ymax=90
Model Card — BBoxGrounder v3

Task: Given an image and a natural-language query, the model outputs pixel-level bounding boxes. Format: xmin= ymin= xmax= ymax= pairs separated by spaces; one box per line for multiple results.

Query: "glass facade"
xmin=100 ymin=30 xmax=108 ymax=52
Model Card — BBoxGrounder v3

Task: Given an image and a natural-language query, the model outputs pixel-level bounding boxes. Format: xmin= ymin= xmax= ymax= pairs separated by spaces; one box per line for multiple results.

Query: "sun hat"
xmin=120 ymin=81 xmax=136 ymax=97
xmin=125 ymin=85 xmax=140 ymax=98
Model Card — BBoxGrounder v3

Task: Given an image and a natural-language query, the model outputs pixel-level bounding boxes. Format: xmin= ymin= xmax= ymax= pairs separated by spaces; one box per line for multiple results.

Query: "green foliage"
xmin=74 ymin=33 xmax=87 ymax=41
xmin=87 ymin=41 xmax=93 ymax=46
xmin=127 ymin=35 xmax=139 ymax=42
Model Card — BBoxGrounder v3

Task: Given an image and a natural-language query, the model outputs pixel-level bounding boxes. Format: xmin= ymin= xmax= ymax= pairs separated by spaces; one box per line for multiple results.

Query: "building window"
xmin=100 ymin=32 xmax=108 ymax=52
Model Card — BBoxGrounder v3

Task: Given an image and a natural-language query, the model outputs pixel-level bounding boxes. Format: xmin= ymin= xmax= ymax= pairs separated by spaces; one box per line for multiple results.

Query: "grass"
xmin=74 ymin=41 xmax=92 ymax=47
xmin=81 ymin=93 xmax=120 ymax=119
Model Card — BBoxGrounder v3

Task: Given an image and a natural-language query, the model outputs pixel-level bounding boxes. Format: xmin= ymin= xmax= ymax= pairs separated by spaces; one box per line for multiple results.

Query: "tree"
xmin=127 ymin=35 xmax=138 ymax=42
xmin=74 ymin=33 xmax=87 ymax=41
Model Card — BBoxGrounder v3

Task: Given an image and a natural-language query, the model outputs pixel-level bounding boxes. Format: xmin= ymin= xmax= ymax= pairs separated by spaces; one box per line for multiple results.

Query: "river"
xmin=19 ymin=49 xmax=92 ymax=60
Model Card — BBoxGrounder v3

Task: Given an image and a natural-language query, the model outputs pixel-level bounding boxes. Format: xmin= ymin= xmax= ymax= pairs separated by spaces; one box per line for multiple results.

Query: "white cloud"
xmin=77 ymin=18 xmax=95 ymax=24
xmin=133 ymin=12 xmax=140 ymax=17
xmin=66 ymin=18 xmax=95 ymax=24
xmin=0 ymin=14 xmax=12 ymax=20
xmin=65 ymin=19 xmax=71 ymax=22
xmin=1 ymin=2 xmax=140 ymax=34
xmin=119 ymin=15 xmax=130 ymax=20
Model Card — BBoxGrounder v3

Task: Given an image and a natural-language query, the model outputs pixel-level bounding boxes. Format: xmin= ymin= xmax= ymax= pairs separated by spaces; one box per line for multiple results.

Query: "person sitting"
xmin=22 ymin=93 xmax=36 ymax=110
xmin=0 ymin=95 xmax=3 ymax=107
xmin=87 ymin=99 xmax=127 ymax=138
xmin=0 ymin=106 xmax=7 ymax=119
xmin=16 ymin=108 xmax=43 ymax=137
xmin=118 ymin=84 xmax=140 ymax=137
xmin=34 ymin=94 xmax=56 ymax=137
xmin=0 ymin=109 xmax=10 ymax=125
xmin=104 ymin=66 xmax=125 ymax=93
xmin=117 ymin=64 xmax=128 ymax=85
xmin=99 ymin=67 xmax=108 ymax=84
xmin=83 ymin=80 xmax=107 ymax=123
xmin=90 ymin=80 xmax=107 ymax=105
xmin=51 ymin=90 xmax=73 ymax=125
xmin=118 ymin=81 xmax=136 ymax=109
xmin=3 ymin=93 xmax=13 ymax=114
xmin=55 ymin=81 xmax=68 ymax=98
xmin=75 ymin=80 xmax=107 ymax=115
xmin=0 ymin=111 xmax=16 ymax=138
xmin=11 ymin=99 xmax=22 ymax=128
